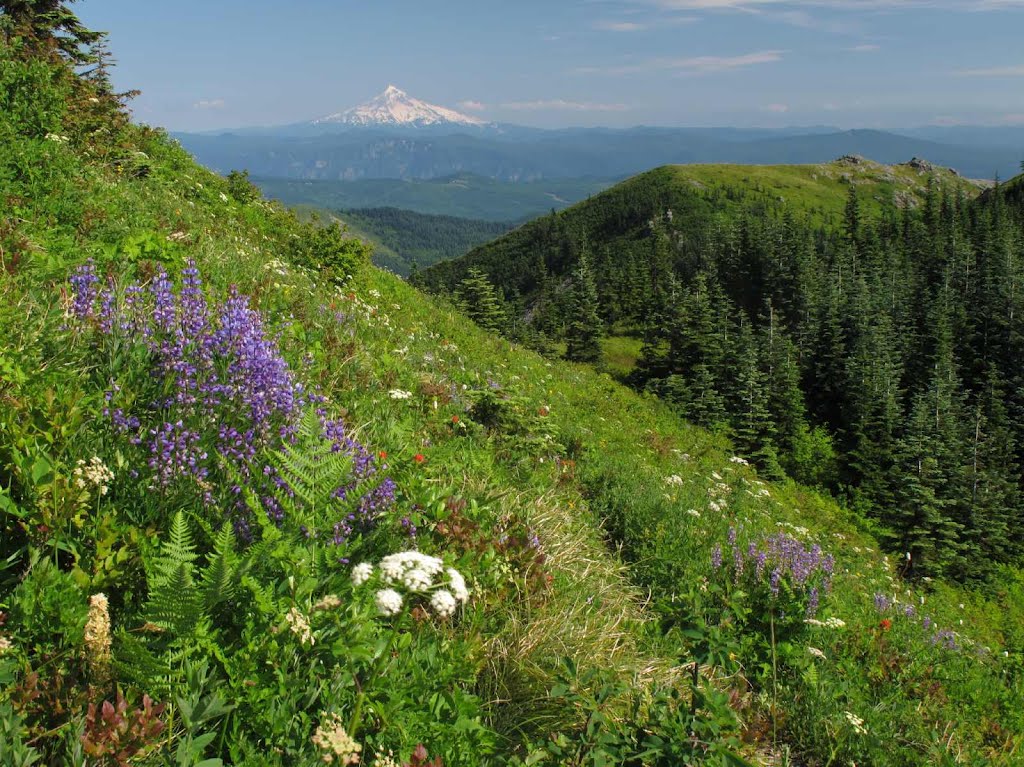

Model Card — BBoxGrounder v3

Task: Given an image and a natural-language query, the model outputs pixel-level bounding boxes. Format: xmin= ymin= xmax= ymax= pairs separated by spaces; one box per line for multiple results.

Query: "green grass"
xmin=666 ymin=159 xmax=985 ymax=226
xmin=600 ymin=333 xmax=644 ymax=381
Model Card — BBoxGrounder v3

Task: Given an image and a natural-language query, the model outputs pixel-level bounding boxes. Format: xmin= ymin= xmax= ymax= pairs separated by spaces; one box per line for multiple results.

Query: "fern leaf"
xmin=201 ymin=523 xmax=239 ymax=612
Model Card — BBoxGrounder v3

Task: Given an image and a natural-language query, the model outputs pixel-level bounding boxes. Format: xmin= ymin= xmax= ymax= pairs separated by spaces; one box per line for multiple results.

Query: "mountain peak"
xmin=313 ymin=86 xmax=486 ymax=128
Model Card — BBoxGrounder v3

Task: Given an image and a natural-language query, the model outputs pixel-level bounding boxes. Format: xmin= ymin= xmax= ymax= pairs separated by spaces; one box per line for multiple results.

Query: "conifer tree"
xmin=564 ymin=251 xmax=603 ymax=363
xmin=0 ymin=0 xmax=102 ymax=63
xmin=456 ymin=268 xmax=507 ymax=334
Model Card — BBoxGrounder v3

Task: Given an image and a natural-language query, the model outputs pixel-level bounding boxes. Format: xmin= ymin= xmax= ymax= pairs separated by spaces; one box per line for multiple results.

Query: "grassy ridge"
xmin=415 ymin=159 xmax=984 ymax=298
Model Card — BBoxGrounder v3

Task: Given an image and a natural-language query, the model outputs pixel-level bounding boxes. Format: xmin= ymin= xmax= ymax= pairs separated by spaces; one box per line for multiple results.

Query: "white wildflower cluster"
xmin=353 ymin=552 xmax=470 ymax=619
xmin=388 ymin=389 xmax=412 ymax=400
xmin=337 ymin=288 xmax=393 ymax=329
xmin=73 ymin=457 xmax=114 ymax=495
xmin=375 ymin=589 xmax=403 ymax=616
xmin=844 ymin=711 xmax=868 ymax=735
xmin=807 ymin=646 xmax=827 ymax=660
xmin=0 ymin=635 xmax=13 ymax=655
xmin=45 ymin=133 xmax=70 ymax=143
xmin=686 ymin=509 xmax=701 ymax=518
xmin=804 ymin=616 xmax=846 ymax=629
xmin=314 ymin=594 xmax=342 ymax=611
xmin=262 ymin=259 xmax=290 ymax=277
xmin=372 ymin=751 xmax=400 ymax=767
xmin=84 ymin=593 xmax=112 ymax=680
xmin=351 ymin=562 xmax=374 ymax=586
xmin=729 ymin=455 xmax=749 ymax=465
xmin=285 ymin=607 xmax=314 ymax=645
xmin=706 ymin=475 xmax=732 ymax=513
xmin=312 ymin=712 xmax=362 ymax=764
xmin=664 ymin=474 xmax=684 ymax=487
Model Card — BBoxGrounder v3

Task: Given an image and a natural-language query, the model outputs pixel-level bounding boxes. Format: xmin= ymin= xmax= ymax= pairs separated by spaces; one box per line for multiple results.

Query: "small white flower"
xmin=285 ymin=607 xmax=314 ymax=645
xmin=430 ymin=589 xmax=458 ymax=618
xmin=447 ymin=568 xmax=469 ymax=602
xmin=844 ymin=711 xmax=867 ymax=735
xmin=729 ymin=456 xmax=749 ymax=465
xmin=351 ymin=563 xmax=374 ymax=586
xmin=824 ymin=617 xmax=846 ymax=629
xmin=664 ymin=475 xmax=684 ymax=487
xmin=807 ymin=646 xmax=827 ymax=660
xmin=388 ymin=389 xmax=412 ymax=400
xmin=0 ymin=635 xmax=13 ymax=655
xmin=375 ymin=589 xmax=403 ymax=616
xmin=402 ymin=568 xmax=433 ymax=591
xmin=219 ymin=192 xmax=229 ymax=202
xmin=687 ymin=509 xmax=701 ymax=518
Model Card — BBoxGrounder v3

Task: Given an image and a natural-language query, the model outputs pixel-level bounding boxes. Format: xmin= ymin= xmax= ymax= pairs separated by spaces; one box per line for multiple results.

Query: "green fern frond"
xmin=114 ymin=631 xmax=173 ymax=695
xmin=144 ymin=511 xmax=205 ymax=638
xmin=261 ymin=409 xmax=355 ymax=532
xmin=241 ymin=575 xmax=279 ymax=617
xmin=200 ymin=522 xmax=239 ymax=613
xmin=150 ymin=510 xmax=199 ymax=587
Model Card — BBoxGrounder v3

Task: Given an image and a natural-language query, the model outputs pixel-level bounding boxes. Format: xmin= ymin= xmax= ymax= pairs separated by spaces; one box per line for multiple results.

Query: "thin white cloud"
xmin=575 ymin=49 xmax=785 ymax=76
xmin=1000 ymin=113 xmax=1024 ymax=124
xmin=847 ymin=43 xmax=880 ymax=51
xmin=955 ymin=64 xmax=1024 ymax=76
xmin=457 ymin=100 xmax=487 ymax=111
xmin=764 ymin=102 xmax=790 ymax=112
xmin=193 ymin=99 xmax=225 ymax=110
xmin=593 ymin=19 xmax=647 ymax=30
xmin=501 ymin=99 xmax=629 ymax=112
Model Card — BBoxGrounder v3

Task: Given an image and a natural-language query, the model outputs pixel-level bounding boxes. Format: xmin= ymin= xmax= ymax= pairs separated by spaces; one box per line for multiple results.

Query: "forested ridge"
xmin=338 ymin=207 xmax=513 ymax=276
xmin=417 ymin=160 xmax=1024 ymax=582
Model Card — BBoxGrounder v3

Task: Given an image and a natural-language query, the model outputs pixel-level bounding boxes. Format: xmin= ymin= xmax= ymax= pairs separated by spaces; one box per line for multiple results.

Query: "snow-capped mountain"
xmin=313 ymin=85 xmax=487 ymax=128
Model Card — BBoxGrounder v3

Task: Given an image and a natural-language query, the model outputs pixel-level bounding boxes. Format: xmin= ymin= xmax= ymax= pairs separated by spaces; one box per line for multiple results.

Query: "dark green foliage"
xmin=0 ymin=0 xmax=101 ymax=64
xmin=422 ymin=161 xmax=1024 ymax=581
xmin=338 ymin=207 xmax=513 ymax=276
xmin=563 ymin=251 xmax=603 ymax=364
xmin=456 ymin=267 xmax=507 ymax=333
xmin=225 ymin=169 xmax=260 ymax=204
xmin=285 ymin=220 xmax=370 ymax=284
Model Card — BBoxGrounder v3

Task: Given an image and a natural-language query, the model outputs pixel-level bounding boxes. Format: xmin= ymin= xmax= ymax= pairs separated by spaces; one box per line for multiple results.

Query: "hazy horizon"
xmin=77 ymin=0 xmax=1024 ymax=134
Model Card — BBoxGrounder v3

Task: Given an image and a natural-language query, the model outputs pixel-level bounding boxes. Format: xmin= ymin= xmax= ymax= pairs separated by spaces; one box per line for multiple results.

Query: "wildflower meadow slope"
xmin=1 ymin=32 xmax=1023 ymax=767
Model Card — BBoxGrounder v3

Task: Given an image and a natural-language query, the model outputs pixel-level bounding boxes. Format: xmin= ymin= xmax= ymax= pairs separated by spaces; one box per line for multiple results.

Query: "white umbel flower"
xmin=388 ymin=389 xmax=412 ymax=400
xmin=430 ymin=589 xmax=458 ymax=619
xmin=402 ymin=568 xmax=432 ymax=591
xmin=447 ymin=568 xmax=469 ymax=603
xmin=375 ymin=589 xmax=403 ymax=616
xmin=807 ymin=646 xmax=827 ymax=660
xmin=351 ymin=562 xmax=374 ymax=586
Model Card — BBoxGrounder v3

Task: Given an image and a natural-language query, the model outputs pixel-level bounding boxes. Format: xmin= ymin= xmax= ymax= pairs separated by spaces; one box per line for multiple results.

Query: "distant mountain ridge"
xmin=176 ymin=124 xmax=1021 ymax=185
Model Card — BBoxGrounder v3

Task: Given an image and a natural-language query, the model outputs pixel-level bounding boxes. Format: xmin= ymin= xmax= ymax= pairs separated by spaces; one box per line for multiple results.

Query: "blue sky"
xmin=77 ymin=0 xmax=1024 ymax=131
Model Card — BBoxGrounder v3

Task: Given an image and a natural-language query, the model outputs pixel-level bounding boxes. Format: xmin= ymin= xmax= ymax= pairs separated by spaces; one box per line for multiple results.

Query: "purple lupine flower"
xmin=69 ymin=260 xmax=100 ymax=320
xmin=874 ymin=593 xmax=892 ymax=612
xmin=67 ymin=261 xmax=397 ymax=536
xmin=711 ymin=544 xmax=723 ymax=570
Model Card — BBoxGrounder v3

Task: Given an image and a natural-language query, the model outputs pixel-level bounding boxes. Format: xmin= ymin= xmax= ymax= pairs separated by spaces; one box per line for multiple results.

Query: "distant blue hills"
xmin=175 ymin=122 xmax=1022 ymax=185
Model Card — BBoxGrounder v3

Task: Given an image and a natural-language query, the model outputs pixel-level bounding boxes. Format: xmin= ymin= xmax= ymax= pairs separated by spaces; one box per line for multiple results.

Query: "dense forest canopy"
xmin=418 ymin=161 xmax=1024 ymax=582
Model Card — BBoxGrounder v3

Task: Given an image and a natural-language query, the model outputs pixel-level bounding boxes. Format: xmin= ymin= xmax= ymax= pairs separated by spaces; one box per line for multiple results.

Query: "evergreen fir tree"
xmin=564 ymin=251 xmax=603 ymax=363
xmin=456 ymin=268 xmax=507 ymax=334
